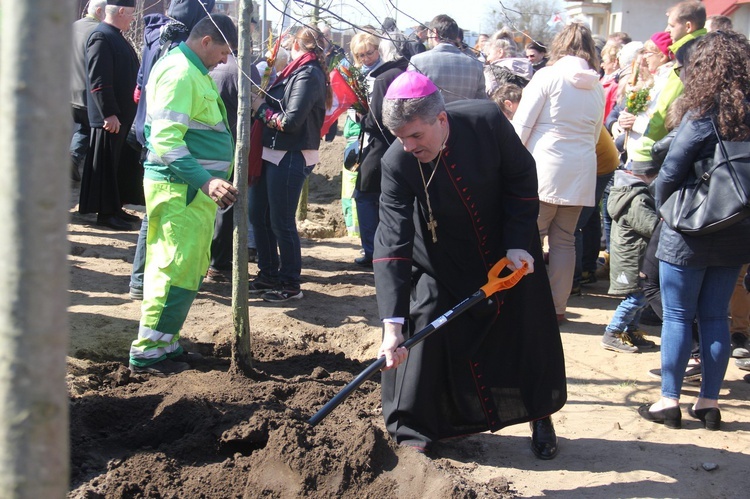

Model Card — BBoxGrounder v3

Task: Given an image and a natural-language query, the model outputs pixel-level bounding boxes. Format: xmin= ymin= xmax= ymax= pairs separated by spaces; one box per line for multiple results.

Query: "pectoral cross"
xmin=427 ymin=215 xmax=438 ymax=243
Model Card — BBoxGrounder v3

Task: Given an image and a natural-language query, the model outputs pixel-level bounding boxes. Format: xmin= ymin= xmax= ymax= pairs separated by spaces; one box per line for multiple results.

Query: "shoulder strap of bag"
xmin=693 ymin=117 xmax=731 ymax=181
xmin=710 ymin=116 xmax=730 ymax=162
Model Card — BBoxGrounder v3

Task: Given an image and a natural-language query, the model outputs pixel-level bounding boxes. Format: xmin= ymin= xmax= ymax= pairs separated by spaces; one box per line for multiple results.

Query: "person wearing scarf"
xmin=248 ymin=26 xmax=331 ymax=302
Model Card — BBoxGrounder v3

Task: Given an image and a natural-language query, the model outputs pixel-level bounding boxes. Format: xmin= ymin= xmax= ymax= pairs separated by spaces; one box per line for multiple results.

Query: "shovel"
xmin=308 ymin=257 xmax=528 ymax=426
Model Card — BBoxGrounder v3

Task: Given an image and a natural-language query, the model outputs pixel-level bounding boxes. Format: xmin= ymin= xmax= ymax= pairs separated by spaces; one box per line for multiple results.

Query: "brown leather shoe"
xmin=204 ymin=267 xmax=230 ymax=283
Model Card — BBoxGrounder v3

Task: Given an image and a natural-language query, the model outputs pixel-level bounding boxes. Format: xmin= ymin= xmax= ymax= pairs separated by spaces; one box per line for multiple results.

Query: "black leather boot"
xmin=530 ymin=417 xmax=559 ymax=460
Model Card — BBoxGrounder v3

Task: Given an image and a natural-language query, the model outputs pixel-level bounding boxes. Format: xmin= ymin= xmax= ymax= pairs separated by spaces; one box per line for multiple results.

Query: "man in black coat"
xmin=374 ymin=72 xmax=566 ymax=459
xmin=352 ymin=56 xmax=409 ymax=267
xmin=70 ymin=0 xmax=106 ymax=182
xmin=79 ymin=0 xmax=140 ymax=231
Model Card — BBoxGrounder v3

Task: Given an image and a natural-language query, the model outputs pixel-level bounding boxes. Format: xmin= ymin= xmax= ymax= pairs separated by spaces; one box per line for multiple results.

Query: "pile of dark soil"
xmin=68 ymin=339 xmax=510 ymax=498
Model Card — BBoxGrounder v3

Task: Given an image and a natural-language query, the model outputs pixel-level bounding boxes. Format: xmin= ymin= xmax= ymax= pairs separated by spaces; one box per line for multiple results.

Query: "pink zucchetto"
xmin=384 ymin=71 xmax=439 ymax=99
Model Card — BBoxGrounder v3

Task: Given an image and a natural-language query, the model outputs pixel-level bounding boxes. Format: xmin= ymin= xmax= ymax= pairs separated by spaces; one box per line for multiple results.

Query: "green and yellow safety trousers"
xmin=129 ymin=179 xmax=216 ymax=367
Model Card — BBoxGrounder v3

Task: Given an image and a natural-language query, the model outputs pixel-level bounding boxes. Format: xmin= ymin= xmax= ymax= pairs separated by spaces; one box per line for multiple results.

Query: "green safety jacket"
xmin=144 ymin=42 xmax=234 ymax=192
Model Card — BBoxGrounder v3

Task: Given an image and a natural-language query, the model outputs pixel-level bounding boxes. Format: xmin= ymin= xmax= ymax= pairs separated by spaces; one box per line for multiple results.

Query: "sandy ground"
xmin=67 ymin=137 xmax=750 ymax=498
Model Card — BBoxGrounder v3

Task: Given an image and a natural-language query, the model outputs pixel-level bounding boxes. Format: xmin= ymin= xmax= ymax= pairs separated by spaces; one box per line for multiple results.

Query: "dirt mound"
xmin=67 ymin=117 xmax=750 ymax=498
xmin=68 ymin=339 xmax=509 ymax=498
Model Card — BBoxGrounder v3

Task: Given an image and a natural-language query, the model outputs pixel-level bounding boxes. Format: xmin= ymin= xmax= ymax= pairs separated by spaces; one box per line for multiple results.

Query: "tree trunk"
xmin=0 ymin=1 xmax=72 ymax=496
xmin=230 ymin=0 xmax=253 ymax=375
xmin=312 ymin=0 xmax=321 ymax=23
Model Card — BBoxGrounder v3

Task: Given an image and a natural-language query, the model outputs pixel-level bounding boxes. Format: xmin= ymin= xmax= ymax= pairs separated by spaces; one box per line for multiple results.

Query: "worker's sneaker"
xmin=626 ymin=330 xmax=657 ymax=350
xmin=248 ymin=277 xmax=278 ymax=294
xmin=129 ymin=287 xmax=143 ymax=300
xmin=601 ymin=331 xmax=639 ymax=353
xmin=167 ymin=350 xmax=204 ymax=364
xmin=262 ymin=288 xmax=303 ymax=303
xmin=129 ymin=359 xmax=189 ymax=377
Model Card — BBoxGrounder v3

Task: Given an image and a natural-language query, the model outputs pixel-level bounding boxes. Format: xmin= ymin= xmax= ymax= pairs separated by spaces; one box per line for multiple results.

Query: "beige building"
xmin=565 ymin=0 xmax=749 ymax=40
xmin=564 ymin=0 xmax=676 ymax=41
xmin=703 ymin=0 xmax=750 ymax=34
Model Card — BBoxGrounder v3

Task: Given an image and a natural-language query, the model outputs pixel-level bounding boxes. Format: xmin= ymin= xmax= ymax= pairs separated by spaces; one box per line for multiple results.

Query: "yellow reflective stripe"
xmin=147 ymin=112 xmax=226 ymax=135
xmin=158 ymin=146 xmax=191 ymax=164
xmin=198 ymin=159 xmax=231 ymax=172
xmin=138 ymin=326 xmax=175 ymax=345
xmin=129 ymin=325 xmax=177 ymax=361
xmin=129 ymin=348 xmax=163 ymax=360
xmin=148 ymin=152 xmax=230 ymax=173
xmin=149 ymin=109 xmax=190 ymax=126
xmin=188 ymin=119 xmax=228 ymax=133
xmin=146 ymin=150 xmax=164 ymax=165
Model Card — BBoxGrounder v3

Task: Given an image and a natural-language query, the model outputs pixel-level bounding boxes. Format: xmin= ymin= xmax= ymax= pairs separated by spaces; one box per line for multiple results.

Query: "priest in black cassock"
xmin=79 ymin=0 xmax=141 ymax=231
xmin=373 ymin=72 xmax=566 ymax=459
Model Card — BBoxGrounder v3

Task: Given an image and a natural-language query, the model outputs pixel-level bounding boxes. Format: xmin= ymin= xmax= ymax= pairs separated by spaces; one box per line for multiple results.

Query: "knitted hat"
xmin=167 ymin=0 xmax=216 ymax=32
xmin=618 ymin=41 xmax=643 ymax=68
xmin=107 ymin=0 xmax=135 ymax=6
xmin=628 ymin=160 xmax=659 ymax=177
xmin=651 ymin=31 xmax=673 ymax=58
xmin=385 ymin=71 xmax=439 ymax=99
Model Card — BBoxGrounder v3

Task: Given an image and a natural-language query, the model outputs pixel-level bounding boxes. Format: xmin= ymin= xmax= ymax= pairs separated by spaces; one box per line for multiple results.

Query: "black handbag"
xmin=660 ymin=118 xmax=750 ymax=235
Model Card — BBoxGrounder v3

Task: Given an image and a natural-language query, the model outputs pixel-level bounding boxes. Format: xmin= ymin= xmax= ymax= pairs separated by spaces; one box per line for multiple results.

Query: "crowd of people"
xmin=70 ymin=0 xmax=750 ymax=458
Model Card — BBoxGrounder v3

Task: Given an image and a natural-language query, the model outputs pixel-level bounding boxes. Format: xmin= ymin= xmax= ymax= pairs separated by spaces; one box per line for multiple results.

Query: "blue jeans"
xmin=575 ymin=172 xmax=613 ymax=279
xmin=606 ymin=290 xmax=647 ymax=333
xmin=659 ymin=261 xmax=740 ymax=401
xmin=130 ymin=214 xmax=148 ymax=291
xmin=354 ymin=189 xmax=379 ymax=259
xmin=249 ymin=153 xmax=313 ymax=288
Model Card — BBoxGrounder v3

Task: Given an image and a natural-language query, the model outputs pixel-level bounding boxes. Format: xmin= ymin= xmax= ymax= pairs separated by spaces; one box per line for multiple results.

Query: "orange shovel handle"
xmin=479 ymin=257 xmax=528 ymax=297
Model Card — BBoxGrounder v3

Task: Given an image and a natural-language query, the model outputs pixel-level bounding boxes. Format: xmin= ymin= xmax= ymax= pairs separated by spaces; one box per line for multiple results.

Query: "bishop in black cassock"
xmin=373 ymin=72 xmax=566 ymax=457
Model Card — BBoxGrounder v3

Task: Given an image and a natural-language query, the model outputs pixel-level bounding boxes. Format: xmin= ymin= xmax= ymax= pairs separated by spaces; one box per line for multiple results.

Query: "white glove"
xmin=506 ymin=248 xmax=534 ymax=274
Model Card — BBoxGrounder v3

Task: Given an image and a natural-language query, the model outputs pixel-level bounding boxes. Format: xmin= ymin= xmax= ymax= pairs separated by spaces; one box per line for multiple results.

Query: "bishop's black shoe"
xmin=117 ymin=209 xmax=141 ymax=223
xmin=96 ymin=214 xmax=133 ymax=231
xmin=530 ymin=417 xmax=558 ymax=460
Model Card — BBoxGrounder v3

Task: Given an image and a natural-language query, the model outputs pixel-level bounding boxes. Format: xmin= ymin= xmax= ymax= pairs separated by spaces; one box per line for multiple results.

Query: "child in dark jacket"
xmin=601 ymin=161 xmax=661 ymax=353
